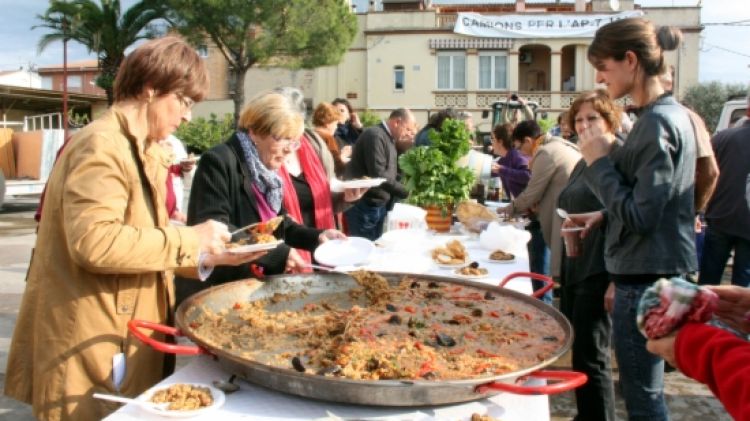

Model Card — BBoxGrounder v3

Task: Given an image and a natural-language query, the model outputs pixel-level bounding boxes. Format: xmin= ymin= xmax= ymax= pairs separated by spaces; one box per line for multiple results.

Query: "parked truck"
xmin=715 ymin=97 xmax=747 ymax=133
xmin=477 ymin=99 xmax=540 ymax=152
xmin=0 ymin=113 xmax=65 ymax=209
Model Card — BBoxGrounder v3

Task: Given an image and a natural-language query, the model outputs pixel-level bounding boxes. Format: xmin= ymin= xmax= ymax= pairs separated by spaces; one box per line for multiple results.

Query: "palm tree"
xmin=36 ymin=0 xmax=168 ymax=104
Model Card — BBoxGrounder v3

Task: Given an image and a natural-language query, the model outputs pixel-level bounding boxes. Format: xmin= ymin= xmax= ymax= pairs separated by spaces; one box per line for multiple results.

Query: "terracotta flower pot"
xmin=423 ymin=204 xmax=453 ymax=233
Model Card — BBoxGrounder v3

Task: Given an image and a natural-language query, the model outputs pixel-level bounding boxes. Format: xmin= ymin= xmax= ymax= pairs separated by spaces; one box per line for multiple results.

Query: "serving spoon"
xmin=305 ymin=264 xmax=358 ymax=276
xmin=93 ymin=393 xmax=169 ymax=411
xmin=212 ymin=375 xmax=240 ymax=394
xmin=557 ymin=208 xmax=584 ymax=229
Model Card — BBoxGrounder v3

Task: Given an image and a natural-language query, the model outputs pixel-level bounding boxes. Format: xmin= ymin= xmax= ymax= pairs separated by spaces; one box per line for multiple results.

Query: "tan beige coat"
xmin=4 ymin=108 xmax=202 ymax=420
xmin=512 ymin=136 xmax=581 ymax=278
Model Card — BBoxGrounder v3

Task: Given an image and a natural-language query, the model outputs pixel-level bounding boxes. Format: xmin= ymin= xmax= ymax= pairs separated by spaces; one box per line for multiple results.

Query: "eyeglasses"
xmin=175 ymin=93 xmax=195 ymax=112
xmin=574 ymin=115 xmax=602 ymax=125
xmin=272 ymin=135 xmax=301 ymax=151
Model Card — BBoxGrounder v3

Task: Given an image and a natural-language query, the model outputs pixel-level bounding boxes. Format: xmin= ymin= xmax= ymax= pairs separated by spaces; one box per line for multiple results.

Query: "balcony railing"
xmin=436 ymin=13 xmax=457 ymax=28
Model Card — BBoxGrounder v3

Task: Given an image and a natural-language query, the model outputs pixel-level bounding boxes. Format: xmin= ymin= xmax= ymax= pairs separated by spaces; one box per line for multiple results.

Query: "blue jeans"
xmin=344 ymin=200 xmax=387 ymax=241
xmin=526 ymin=220 xmax=552 ymax=304
xmin=699 ymin=226 xmax=750 ymax=287
xmin=612 ymin=282 xmax=668 ymax=421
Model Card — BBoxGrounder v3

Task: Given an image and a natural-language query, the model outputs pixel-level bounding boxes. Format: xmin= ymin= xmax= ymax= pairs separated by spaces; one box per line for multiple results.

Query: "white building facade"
xmin=196 ymin=0 xmax=702 ymax=130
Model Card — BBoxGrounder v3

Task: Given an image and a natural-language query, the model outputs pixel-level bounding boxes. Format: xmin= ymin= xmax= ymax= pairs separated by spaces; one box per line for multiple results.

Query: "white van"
xmin=715 ymin=98 xmax=747 ymax=133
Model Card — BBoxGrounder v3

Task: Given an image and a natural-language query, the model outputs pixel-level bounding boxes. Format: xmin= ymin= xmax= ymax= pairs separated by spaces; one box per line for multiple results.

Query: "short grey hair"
xmin=273 ymin=86 xmax=306 ymax=118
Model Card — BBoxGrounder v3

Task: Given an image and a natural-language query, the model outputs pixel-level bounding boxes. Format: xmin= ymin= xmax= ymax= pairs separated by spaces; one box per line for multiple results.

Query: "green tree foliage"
xmin=174 ymin=113 xmax=235 ymax=154
xmin=682 ymin=81 xmax=749 ymax=133
xmin=167 ymin=0 xmax=358 ymax=126
xmin=537 ymin=117 xmax=555 ymax=135
xmin=36 ymin=0 xmax=168 ymax=105
xmin=358 ymin=110 xmax=382 ymax=128
xmin=398 ymin=119 xmax=475 ymax=208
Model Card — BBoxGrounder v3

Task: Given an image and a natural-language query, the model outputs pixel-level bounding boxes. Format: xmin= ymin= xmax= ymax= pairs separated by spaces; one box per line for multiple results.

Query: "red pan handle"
xmin=127 ymin=319 xmax=209 ymax=356
xmin=499 ymin=272 xmax=554 ymax=299
xmin=476 ymin=370 xmax=587 ymax=395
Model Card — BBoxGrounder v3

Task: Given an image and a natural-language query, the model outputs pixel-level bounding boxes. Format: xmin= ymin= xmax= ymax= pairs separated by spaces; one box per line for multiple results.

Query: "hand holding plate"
xmin=193 ymin=220 xmax=230 ymax=255
xmin=319 ymin=229 xmax=346 ymax=243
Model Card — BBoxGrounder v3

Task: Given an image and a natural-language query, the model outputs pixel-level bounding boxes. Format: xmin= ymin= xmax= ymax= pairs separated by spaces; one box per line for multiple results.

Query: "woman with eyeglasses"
xmin=178 ymin=91 xmax=346 ymax=302
xmin=557 ymin=89 xmax=622 ymax=421
xmin=4 ymin=37 xmax=268 ymax=421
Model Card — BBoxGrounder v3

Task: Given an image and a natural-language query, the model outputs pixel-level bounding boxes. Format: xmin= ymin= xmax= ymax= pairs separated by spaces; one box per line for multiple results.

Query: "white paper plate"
xmin=483 ymin=256 xmax=517 ymax=265
xmin=434 ymin=259 xmax=470 ymax=268
xmin=452 ymin=270 xmax=489 ymax=279
xmin=138 ymin=383 xmax=225 ymax=418
xmin=561 ymin=226 xmax=585 ymax=232
xmin=225 ymin=239 xmax=283 ymax=254
xmin=331 ymin=178 xmax=387 ymax=192
xmin=485 ymin=201 xmax=511 ymax=209
xmin=314 ymin=237 xmax=374 ymax=267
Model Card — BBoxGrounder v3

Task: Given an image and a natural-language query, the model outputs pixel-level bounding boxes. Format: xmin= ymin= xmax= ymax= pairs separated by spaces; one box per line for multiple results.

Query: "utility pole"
xmin=62 ymin=16 xmax=69 ymax=142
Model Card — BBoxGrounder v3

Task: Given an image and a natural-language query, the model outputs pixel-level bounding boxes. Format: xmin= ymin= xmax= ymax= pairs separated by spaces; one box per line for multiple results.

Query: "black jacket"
xmin=583 ymin=94 xmax=697 ymax=276
xmin=177 ymin=133 xmax=321 ymax=303
xmin=344 ymin=123 xmax=408 ymax=206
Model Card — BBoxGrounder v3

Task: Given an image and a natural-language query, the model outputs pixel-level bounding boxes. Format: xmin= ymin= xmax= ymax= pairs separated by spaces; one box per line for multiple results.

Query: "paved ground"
xmin=0 ymin=198 xmax=37 ymax=421
xmin=0 ymin=197 xmax=733 ymax=420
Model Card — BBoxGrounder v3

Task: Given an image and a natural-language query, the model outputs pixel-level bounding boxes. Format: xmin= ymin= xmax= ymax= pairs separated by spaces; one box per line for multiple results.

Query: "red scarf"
xmin=279 ymin=134 xmax=335 ymax=265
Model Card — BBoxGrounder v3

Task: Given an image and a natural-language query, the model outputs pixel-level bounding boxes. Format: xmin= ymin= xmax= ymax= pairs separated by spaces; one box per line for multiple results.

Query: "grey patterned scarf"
xmin=236 ymin=130 xmax=283 ymax=212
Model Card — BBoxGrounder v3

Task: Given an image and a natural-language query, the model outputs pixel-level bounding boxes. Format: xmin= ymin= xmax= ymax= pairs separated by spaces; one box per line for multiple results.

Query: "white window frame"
xmin=197 ymin=44 xmax=209 ymax=58
xmin=478 ymin=51 xmax=509 ymax=91
xmin=394 ymin=65 xmax=405 ymax=92
xmin=41 ymin=76 xmax=53 ymax=90
xmin=67 ymin=75 xmax=82 ymax=91
xmin=436 ymin=51 xmax=466 ymax=91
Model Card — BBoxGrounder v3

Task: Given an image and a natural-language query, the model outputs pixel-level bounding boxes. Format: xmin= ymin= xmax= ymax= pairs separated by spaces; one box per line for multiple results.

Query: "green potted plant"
xmin=398 ymin=118 xmax=475 ymax=231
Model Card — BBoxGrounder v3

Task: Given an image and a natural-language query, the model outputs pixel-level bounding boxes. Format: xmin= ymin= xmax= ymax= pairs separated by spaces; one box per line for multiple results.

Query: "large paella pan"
xmin=130 ymin=271 xmax=585 ymax=406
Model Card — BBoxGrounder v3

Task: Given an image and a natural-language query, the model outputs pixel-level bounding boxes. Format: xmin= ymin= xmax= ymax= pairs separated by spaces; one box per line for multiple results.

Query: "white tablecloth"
xmin=104 ymin=357 xmax=550 ymax=421
xmin=107 ymin=229 xmax=550 ymax=421
xmin=354 ymin=231 xmax=534 ymax=296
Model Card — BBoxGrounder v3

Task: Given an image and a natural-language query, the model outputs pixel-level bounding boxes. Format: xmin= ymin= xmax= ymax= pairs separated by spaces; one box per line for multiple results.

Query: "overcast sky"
xmin=1 ymin=0 xmax=747 ymax=84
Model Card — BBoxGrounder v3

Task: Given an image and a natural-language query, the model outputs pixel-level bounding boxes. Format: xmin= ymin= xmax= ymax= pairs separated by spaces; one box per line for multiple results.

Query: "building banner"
xmin=454 ymin=10 xmax=644 ymax=38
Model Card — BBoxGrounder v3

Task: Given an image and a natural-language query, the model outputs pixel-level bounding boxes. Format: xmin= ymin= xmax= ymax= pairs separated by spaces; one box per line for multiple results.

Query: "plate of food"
xmin=431 ymin=239 xmax=470 ymax=267
xmin=453 ymin=262 xmax=489 ymax=279
xmin=225 ymin=239 xmax=283 ymax=253
xmin=484 ymin=249 xmax=516 ymax=264
xmin=330 ymin=177 xmax=387 ymax=192
xmin=436 ymin=259 xmax=470 ymax=269
xmin=225 ymin=216 xmax=285 ymax=253
xmin=314 ymin=237 xmax=375 ymax=267
xmin=138 ymin=382 xmax=225 ymax=418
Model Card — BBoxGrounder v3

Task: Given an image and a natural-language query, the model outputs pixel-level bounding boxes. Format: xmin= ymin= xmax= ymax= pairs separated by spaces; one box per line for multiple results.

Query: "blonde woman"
xmin=179 ymin=92 xmax=345 ymax=301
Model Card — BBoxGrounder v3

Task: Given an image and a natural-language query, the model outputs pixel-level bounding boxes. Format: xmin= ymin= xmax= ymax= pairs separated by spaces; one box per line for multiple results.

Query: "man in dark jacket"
xmin=699 ymin=101 xmax=750 ymax=287
xmin=344 ymin=108 xmax=416 ymax=240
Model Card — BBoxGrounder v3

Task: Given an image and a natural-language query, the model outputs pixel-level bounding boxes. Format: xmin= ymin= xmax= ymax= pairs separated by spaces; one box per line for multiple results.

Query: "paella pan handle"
xmin=499 ymin=272 xmax=554 ymax=299
xmin=127 ymin=320 xmax=208 ymax=356
xmin=476 ymin=370 xmax=587 ymax=395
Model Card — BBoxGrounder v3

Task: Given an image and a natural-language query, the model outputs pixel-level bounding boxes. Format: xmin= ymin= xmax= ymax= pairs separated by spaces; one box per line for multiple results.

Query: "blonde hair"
xmin=113 ymin=36 xmax=208 ymax=102
xmin=238 ymin=91 xmax=304 ymax=139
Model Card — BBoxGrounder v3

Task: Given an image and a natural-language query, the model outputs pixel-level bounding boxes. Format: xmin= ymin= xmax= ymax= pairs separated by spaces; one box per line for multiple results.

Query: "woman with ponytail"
xmin=566 ymin=18 xmax=697 ymax=420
